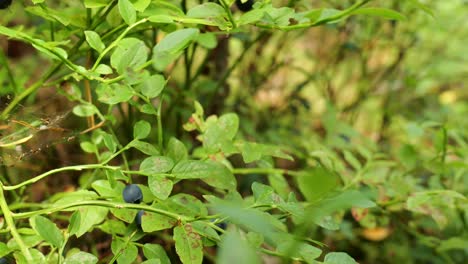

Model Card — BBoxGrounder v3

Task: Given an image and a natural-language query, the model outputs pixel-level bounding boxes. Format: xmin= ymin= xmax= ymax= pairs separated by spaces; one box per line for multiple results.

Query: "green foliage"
xmin=0 ymin=0 xmax=466 ymax=264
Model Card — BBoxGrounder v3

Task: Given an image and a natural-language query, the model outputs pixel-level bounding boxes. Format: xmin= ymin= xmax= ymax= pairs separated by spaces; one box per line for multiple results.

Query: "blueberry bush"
xmin=0 ymin=0 xmax=467 ymax=263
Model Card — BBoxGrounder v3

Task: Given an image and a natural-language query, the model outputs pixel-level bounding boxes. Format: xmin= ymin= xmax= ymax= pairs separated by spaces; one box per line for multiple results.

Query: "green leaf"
xmin=102 ymin=133 xmax=118 ymax=153
xmin=217 ymin=230 xmax=261 ymax=264
xmin=92 ymin=180 xmax=125 ymax=198
xmin=172 ymin=160 xmax=229 ymax=179
xmin=133 ymin=120 xmax=151 ymax=139
xmin=437 ymin=237 xmax=468 ymax=252
xmin=203 ymin=113 xmax=239 ymax=153
xmin=131 ymin=0 xmax=151 ymax=12
xmin=111 ymin=239 xmax=138 ymax=264
xmin=64 ymin=251 xmax=98 ymax=264
xmin=406 ymin=190 xmax=466 ymax=228
xmin=306 ymin=190 xmax=376 ymax=225
xmin=137 ymin=74 xmax=166 ymax=98
xmin=173 ymin=224 xmax=203 ymax=264
xmin=98 ymin=219 xmax=127 ymax=235
xmin=73 ymin=206 xmax=109 ymax=237
xmin=187 ymin=3 xmax=225 ymax=19
xmin=129 ymin=140 xmax=160 ymax=155
xmin=110 ymin=38 xmax=148 ymax=74
xmin=30 ymin=216 xmax=63 ymax=248
xmin=148 ymin=175 xmax=173 ymax=200
xmin=84 ymin=31 xmax=105 ymax=53
xmin=96 ymin=83 xmax=134 ymax=105
xmin=152 ymin=28 xmax=199 ymax=71
xmin=140 ymin=156 xmax=174 ymax=174
xmin=0 ymin=242 xmax=12 ymax=258
xmin=119 ymin=0 xmax=137 ymax=25
xmin=143 ymin=244 xmax=171 ymax=264
xmin=251 ymin=182 xmax=284 ymax=205
xmin=80 ymin=141 xmax=97 ymax=153
xmin=239 ymin=142 xmax=293 ymax=163
xmin=190 ymin=221 xmax=220 ymax=242
xmin=141 ymin=212 xmax=177 ymax=232
xmin=95 ymin=64 xmax=113 ymax=74
xmin=324 ymin=252 xmax=358 ymax=264
xmin=211 ymin=201 xmax=285 ymax=245
xmin=166 ymin=137 xmax=188 ymax=164
xmin=196 ymin=33 xmax=217 ymax=49
xmin=297 ymin=167 xmax=339 ymax=203
xmin=111 ymin=208 xmax=137 ymax=223
xmin=72 ymin=104 xmax=98 ymax=117
xmin=84 ymin=0 xmax=109 ymax=8
xmin=351 ymin=8 xmax=406 ymax=21
xmin=276 ymin=240 xmax=322 ymax=262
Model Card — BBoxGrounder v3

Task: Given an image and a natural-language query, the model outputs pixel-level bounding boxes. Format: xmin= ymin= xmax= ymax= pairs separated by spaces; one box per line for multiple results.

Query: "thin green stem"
xmin=12 ymin=200 xmax=187 ymax=221
xmin=2 ymin=164 xmax=119 ymax=191
xmin=0 ymin=184 xmax=32 ymax=260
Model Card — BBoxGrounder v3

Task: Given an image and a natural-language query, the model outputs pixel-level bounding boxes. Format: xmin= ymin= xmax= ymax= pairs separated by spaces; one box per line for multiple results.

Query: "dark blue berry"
xmin=122 ymin=184 xmax=143 ymax=204
xmin=235 ymin=0 xmax=253 ymax=12
xmin=216 ymin=222 xmax=227 ymax=230
xmin=0 ymin=257 xmax=8 ymax=264
xmin=0 ymin=0 xmax=12 ymax=10
xmin=135 ymin=210 xmax=144 ymax=227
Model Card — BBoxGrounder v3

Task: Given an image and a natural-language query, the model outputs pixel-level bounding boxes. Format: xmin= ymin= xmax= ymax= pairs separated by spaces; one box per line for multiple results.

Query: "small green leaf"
xmin=276 ymin=240 xmax=322 ymax=262
xmin=111 ymin=239 xmax=138 ymax=264
xmin=132 ymin=0 xmax=151 ymax=12
xmin=133 ymin=120 xmax=151 ymax=139
xmin=31 ymin=216 xmax=63 ymax=248
xmin=96 ymin=83 xmax=134 ymax=105
xmin=324 ymin=252 xmax=358 ymax=264
xmin=95 ymin=64 xmax=113 ymax=75
xmin=80 ymin=141 xmax=97 ymax=153
xmin=73 ymin=206 xmax=109 ymax=237
xmin=251 ymin=182 xmax=284 ymax=205
xmin=143 ymin=244 xmax=170 ymax=264
xmin=152 ymin=28 xmax=199 ymax=71
xmin=137 ymin=74 xmax=166 ymax=98
xmin=217 ymin=230 xmax=261 ymax=264
xmin=0 ymin=242 xmax=12 ymax=258
xmin=148 ymin=175 xmax=173 ymax=200
xmin=110 ymin=38 xmax=148 ymax=74
xmin=187 ymin=3 xmax=225 ymax=18
xmin=73 ymin=104 xmax=98 ymax=117
xmin=102 ymin=133 xmax=118 ymax=153
xmin=111 ymin=208 xmax=137 ymax=223
xmin=118 ymin=0 xmax=137 ymax=25
xmin=166 ymin=137 xmax=188 ymax=164
xmin=172 ymin=160 xmax=229 ymax=179
xmin=297 ymin=167 xmax=339 ymax=203
xmin=92 ymin=180 xmax=125 ymax=197
xmin=64 ymin=251 xmax=98 ymax=264
xmin=84 ymin=30 xmax=105 ymax=53
xmin=140 ymin=156 xmax=174 ymax=174
xmin=141 ymin=212 xmax=177 ymax=232
xmin=351 ymin=8 xmax=406 ymax=20
xmin=130 ymin=140 xmax=160 ymax=155
xmin=174 ymin=224 xmax=203 ymax=264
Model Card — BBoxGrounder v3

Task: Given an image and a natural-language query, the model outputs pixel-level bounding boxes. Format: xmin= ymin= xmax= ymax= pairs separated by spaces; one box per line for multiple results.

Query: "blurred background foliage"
xmin=0 ymin=0 xmax=467 ymax=263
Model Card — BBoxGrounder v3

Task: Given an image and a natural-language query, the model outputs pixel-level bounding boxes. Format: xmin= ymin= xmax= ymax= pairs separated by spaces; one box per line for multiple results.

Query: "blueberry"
xmin=216 ymin=222 xmax=227 ymax=230
xmin=0 ymin=0 xmax=12 ymax=10
xmin=0 ymin=257 xmax=7 ymax=264
xmin=235 ymin=0 xmax=253 ymax=12
xmin=135 ymin=210 xmax=145 ymax=227
xmin=122 ymin=184 xmax=143 ymax=204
